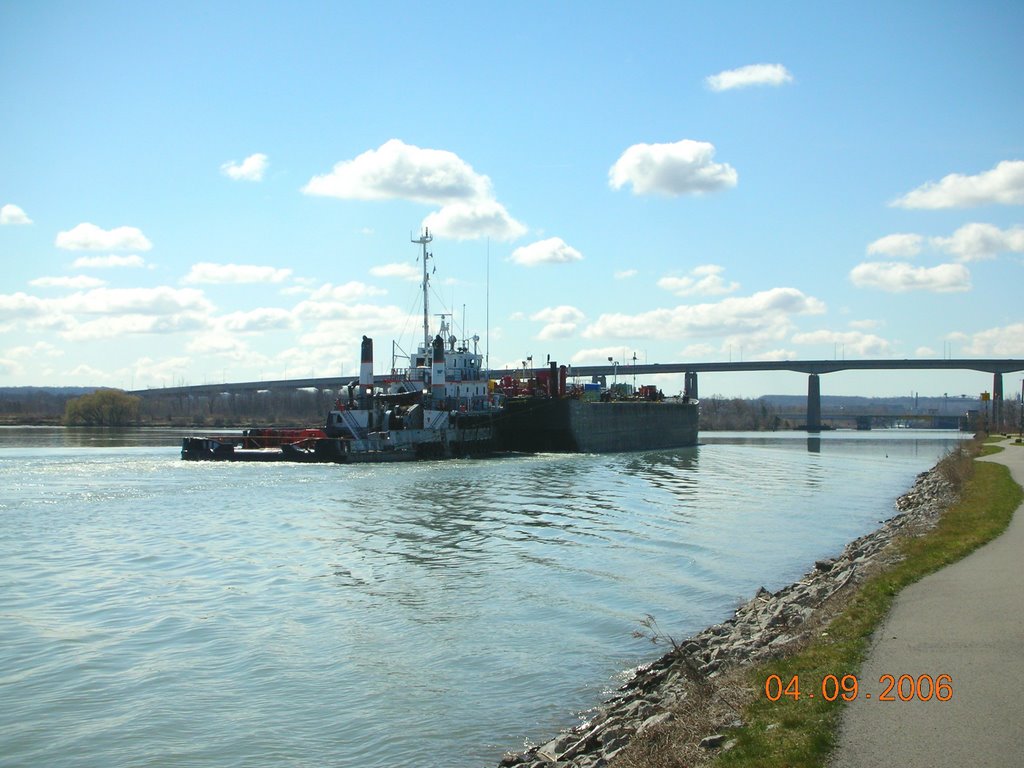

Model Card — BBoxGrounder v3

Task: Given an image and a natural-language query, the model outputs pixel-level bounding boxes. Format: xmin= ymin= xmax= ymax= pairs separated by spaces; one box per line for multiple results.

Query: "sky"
xmin=2 ymin=0 xmax=1023 ymax=399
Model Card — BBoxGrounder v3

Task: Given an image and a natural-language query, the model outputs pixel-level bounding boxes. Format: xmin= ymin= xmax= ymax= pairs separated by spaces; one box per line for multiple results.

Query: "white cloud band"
xmin=609 ymin=140 xmax=738 ymax=196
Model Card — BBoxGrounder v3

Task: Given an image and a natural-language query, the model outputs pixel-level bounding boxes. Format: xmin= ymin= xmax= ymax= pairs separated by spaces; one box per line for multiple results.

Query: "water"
xmin=0 ymin=428 xmax=960 ymax=767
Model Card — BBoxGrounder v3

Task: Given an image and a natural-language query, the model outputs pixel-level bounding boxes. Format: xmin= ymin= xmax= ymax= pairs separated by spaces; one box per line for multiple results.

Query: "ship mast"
xmin=412 ymin=228 xmax=433 ymax=355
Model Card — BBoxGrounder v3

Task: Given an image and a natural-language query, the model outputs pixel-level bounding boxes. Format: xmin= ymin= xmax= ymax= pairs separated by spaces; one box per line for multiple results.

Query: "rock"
xmin=699 ymin=734 xmax=727 ymax=749
xmin=637 ymin=711 xmax=673 ymax=734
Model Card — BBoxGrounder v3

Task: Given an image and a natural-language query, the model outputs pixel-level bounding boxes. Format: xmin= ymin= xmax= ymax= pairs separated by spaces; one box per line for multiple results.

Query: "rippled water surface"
xmin=0 ymin=428 xmax=960 ymax=767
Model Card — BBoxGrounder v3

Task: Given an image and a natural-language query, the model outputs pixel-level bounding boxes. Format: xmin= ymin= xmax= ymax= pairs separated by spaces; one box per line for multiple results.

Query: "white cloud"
xmin=186 ymin=333 xmax=259 ymax=360
xmin=722 ymin=324 xmax=801 ymax=354
xmin=752 ymin=349 xmax=798 ymax=361
xmin=220 ymin=153 xmax=268 ymax=181
xmin=184 ymin=334 xmax=276 ymax=371
xmin=959 ymin=322 xmax=1024 ymax=356
xmin=1 ymin=204 xmax=32 ymax=225
xmin=609 ymin=139 xmax=738 ymax=196
xmin=63 ymin=313 xmax=210 ymax=341
xmin=681 ymin=342 xmax=718 ymax=359
xmin=891 ymin=160 xmax=1024 ymax=209
xmin=422 ymin=200 xmax=527 ymax=242
xmin=61 ymin=286 xmax=214 ymax=316
xmin=536 ymin=323 xmax=579 ymax=341
xmin=296 ymin=305 xmax=409 ymax=349
xmin=65 ymin=363 xmax=111 ymax=382
xmin=56 ymin=223 xmax=152 ymax=252
xmin=849 ymin=261 xmax=970 ymax=292
xmin=303 ymin=139 xmax=492 ymax=204
xmin=183 ymin=262 xmax=293 ymax=284
xmin=4 ymin=286 xmax=216 ymax=340
xmin=280 ymin=277 xmax=319 ymax=296
xmin=915 ymin=346 xmax=936 ymax=357
xmin=848 ymin=319 xmax=882 ymax=331
xmin=8 ymin=341 xmax=63 ymax=359
xmin=790 ymin=329 xmax=892 ymax=357
xmin=705 ymin=63 xmax=793 ymax=91
xmin=614 ymin=269 xmax=637 ymax=280
xmin=582 ymin=287 xmax=825 ymax=341
xmin=0 ymin=292 xmax=49 ymax=321
xmin=931 ymin=222 xmax=1024 ymax=262
xmin=370 ymin=263 xmax=421 ymax=281
xmin=294 ymin=282 xmax=390 ymax=321
xmin=658 ymin=265 xmax=739 ymax=296
xmin=126 ymin=356 xmax=193 ymax=388
xmin=509 ymin=237 xmax=583 ymax=267
xmin=531 ymin=305 xmax=585 ymax=340
xmin=867 ymin=233 xmax=923 ymax=258
xmin=222 ymin=308 xmax=297 ymax=333
xmin=307 ymin=281 xmax=387 ymax=302
xmin=72 ymin=254 xmax=147 ymax=269
xmin=569 ymin=346 xmax=636 ymax=365
xmin=304 ymin=139 xmax=525 ymax=242
xmin=29 ymin=275 xmax=107 ymax=289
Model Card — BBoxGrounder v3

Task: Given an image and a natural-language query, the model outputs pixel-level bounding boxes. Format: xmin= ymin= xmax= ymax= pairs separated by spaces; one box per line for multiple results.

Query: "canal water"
xmin=0 ymin=428 xmax=960 ymax=767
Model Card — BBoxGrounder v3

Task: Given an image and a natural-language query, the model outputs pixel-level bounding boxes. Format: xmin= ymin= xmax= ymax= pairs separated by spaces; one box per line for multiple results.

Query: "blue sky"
xmin=2 ymin=0 xmax=1022 ymax=398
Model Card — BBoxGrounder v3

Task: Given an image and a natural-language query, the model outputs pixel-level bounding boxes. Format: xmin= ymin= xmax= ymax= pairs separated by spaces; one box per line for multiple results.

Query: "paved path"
xmin=832 ymin=440 xmax=1024 ymax=768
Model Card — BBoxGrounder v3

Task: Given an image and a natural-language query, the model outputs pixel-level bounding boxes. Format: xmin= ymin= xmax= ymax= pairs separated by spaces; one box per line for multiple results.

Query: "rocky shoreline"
xmin=499 ymin=461 xmax=958 ymax=768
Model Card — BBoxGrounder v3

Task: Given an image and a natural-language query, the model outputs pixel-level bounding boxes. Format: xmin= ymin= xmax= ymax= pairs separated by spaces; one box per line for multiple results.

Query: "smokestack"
xmin=431 ymin=334 xmax=446 ymax=400
xmin=360 ymin=336 xmax=373 ymax=392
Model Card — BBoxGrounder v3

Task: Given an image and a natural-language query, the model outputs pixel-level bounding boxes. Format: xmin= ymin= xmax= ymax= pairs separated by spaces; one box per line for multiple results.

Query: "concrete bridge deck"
xmin=129 ymin=358 xmax=1024 ymax=433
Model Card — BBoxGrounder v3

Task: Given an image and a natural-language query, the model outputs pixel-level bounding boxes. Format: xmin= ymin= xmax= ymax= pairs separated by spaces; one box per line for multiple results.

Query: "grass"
xmin=612 ymin=436 xmax=1022 ymax=768
xmin=714 ymin=441 xmax=1021 ymax=768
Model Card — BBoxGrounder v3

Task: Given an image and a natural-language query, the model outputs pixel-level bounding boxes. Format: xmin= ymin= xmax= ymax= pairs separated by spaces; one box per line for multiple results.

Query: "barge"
xmin=492 ymin=363 xmax=698 ymax=453
xmin=181 ymin=231 xmax=699 ymax=463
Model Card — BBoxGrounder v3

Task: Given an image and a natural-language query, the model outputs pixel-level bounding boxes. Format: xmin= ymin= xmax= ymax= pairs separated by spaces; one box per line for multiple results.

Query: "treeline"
xmin=0 ymin=387 xmax=93 ymax=424
xmin=3 ymin=387 xmax=795 ymax=429
xmin=699 ymin=396 xmax=793 ymax=431
xmin=135 ymin=388 xmax=331 ymax=427
xmin=0 ymin=387 xmax=337 ymax=427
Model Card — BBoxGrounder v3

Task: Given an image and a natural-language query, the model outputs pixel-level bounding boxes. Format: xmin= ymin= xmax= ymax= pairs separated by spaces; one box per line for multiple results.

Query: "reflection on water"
xmin=0 ymin=425 xmax=197 ymax=448
xmin=0 ymin=429 xmax=962 ymax=768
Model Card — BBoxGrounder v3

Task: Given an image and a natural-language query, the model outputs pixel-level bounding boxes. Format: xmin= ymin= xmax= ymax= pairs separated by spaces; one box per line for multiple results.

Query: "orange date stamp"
xmin=763 ymin=673 xmax=953 ymax=702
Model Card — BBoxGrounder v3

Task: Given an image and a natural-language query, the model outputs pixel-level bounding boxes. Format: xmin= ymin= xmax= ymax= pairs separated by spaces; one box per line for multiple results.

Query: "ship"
xmin=181 ymin=231 xmax=699 ymax=462
xmin=491 ymin=362 xmax=699 ymax=453
xmin=182 ymin=230 xmax=498 ymax=463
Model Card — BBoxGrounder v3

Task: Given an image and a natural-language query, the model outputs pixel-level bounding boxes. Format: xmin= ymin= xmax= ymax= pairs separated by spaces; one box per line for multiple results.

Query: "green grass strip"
xmin=714 ymin=454 xmax=1022 ymax=768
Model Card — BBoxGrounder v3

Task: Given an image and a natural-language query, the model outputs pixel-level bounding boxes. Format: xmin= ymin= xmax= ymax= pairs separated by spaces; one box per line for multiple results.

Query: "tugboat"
xmin=181 ymin=230 xmax=499 ymax=463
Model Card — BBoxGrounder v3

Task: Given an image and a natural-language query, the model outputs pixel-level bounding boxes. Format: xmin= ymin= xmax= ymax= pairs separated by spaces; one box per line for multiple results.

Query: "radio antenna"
xmin=412 ymin=228 xmax=433 ymax=354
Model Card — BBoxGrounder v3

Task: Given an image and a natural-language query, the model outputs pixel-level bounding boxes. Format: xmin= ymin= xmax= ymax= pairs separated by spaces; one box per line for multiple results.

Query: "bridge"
xmin=130 ymin=358 xmax=1024 ymax=433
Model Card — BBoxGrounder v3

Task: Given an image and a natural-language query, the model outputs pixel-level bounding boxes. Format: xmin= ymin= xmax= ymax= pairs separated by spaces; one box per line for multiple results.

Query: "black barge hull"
xmin=495 ymin=398 xmax=699 ymax=453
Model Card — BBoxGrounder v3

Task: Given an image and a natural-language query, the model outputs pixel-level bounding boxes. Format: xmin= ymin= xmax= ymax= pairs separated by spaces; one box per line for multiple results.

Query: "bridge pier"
xmin=807 ymin=374 xmax=821 ymax=433
xmin=993 ymin=372 xmax=1004 ymax=431
xmin=684 ymin=371 xmax=698 ymax=400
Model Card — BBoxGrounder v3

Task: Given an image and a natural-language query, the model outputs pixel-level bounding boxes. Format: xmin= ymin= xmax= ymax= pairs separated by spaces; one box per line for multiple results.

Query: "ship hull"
xmin=495 ymin=398 xmax=699 ymax=453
